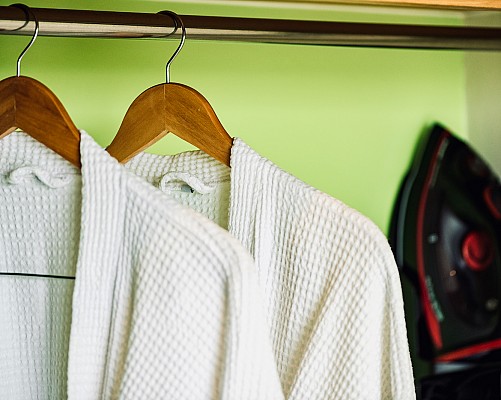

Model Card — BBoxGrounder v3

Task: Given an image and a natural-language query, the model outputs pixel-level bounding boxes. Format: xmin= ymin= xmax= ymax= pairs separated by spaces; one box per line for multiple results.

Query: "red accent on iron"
xmin=416 ymin=131 xmax=450 ymax=350
xmin=484 ymin=185 xmax=501 ymax=220
xmin=436 ymin=338 xmax=501 ymax=362
xmin=462 ymin=230 xmax=494 ymax=272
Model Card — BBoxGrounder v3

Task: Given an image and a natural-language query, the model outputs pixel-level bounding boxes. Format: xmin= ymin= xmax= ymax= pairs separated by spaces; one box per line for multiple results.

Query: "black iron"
xmin=391 ymin=123 xmax=501 ymax=362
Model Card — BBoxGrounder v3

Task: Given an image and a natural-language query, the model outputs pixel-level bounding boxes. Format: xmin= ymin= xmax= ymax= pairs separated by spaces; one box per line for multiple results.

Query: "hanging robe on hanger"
xmin=0 ymin=131 xmax=284 ymax=400
xmin=124 ymin=139 xmax=416 ymax=400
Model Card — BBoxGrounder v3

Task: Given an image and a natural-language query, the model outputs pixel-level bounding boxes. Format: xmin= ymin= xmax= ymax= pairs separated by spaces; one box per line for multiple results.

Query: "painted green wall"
xmin=0 ymin=1 xmax=468 ymax=234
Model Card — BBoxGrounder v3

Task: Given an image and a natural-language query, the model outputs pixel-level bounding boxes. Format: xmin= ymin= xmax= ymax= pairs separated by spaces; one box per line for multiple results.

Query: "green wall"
xmin=0 ymin=1 xmax=468 ymax=233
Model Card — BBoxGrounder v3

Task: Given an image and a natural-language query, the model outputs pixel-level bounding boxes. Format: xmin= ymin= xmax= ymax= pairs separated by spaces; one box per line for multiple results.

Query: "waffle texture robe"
xmin=125 ymin=139 xmax=416 ymax=400
xmin=0 ymin=131 xmax=284 ymax=400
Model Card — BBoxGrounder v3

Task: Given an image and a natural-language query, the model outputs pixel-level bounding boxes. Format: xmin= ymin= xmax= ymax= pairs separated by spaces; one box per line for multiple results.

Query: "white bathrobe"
xmin=125 ymin=139 xmax=416 ymax=400
xmin=0 ymin=132 xmax=284 ymax=400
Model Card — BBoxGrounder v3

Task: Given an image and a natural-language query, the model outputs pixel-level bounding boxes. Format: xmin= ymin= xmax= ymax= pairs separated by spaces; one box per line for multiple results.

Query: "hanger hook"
xmin=158 ymin=11 xmax=186 ymax=84
xmin=10 ymin=3 xmax=39 ymax=77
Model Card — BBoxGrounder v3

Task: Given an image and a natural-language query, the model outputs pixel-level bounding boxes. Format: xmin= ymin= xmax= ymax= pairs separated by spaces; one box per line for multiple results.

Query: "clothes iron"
xmin=390 ymin=123 xmax=501 ymax=362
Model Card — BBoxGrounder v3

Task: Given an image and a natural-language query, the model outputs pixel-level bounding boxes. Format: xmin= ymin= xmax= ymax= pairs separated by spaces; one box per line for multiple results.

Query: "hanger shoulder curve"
xmin=107 ymin=82 xmax=233 ymax=167
xmin=106 ymin=84 xmax=168 ymax=164
xmin=166 ymin=83 xmax=232 ymax=166
xmin=0 ymin=76 xmax=81 ymax=167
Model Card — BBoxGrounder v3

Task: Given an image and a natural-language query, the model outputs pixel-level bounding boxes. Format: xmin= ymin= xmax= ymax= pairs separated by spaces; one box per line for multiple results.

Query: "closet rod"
xmin=1 ymin=6 xmax=501 ymax=51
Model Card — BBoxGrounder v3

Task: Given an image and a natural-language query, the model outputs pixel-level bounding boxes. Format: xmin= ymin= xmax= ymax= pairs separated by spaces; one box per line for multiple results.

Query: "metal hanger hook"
xmin=10 ymin=3 xmax=39 ymax=77
xmin=158 ymin=11 xmax=186 ymax=84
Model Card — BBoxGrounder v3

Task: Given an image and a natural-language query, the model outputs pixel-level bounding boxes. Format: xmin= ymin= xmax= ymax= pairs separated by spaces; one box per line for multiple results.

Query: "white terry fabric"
xmin=0 ymin=131 xmax=284 ymax=400
xmin=126 ymin=139 xmax=416 ymax=400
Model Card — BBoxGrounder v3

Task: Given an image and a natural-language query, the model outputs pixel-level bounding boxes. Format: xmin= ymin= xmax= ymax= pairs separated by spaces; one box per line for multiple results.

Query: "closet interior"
xmin=1 ymin=0 xmax=501 ymax=394
xmin=1 ymin=2 xmax=500 ymax=233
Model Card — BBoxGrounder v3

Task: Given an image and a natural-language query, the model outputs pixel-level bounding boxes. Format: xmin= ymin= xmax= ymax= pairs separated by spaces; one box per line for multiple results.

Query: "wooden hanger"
xmin=0 ymin=76 xmax=81 ymax=167
xmin=0 ymin=5 xmax=80 ymax=168
xmin=0 ymin=5 xmax=80 ymax=281
xmin=106 ymin=11 xmax=232 ymax=167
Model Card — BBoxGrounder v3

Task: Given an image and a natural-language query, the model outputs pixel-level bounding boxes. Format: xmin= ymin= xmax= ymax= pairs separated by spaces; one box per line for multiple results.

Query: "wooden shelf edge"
xmin=242 ymin=0 xmax=501 ymax=11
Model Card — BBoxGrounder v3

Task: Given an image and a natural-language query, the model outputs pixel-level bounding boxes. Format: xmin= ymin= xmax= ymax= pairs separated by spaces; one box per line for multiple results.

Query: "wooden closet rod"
xmin=1 ymin=6 xmax=501 ymax=51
